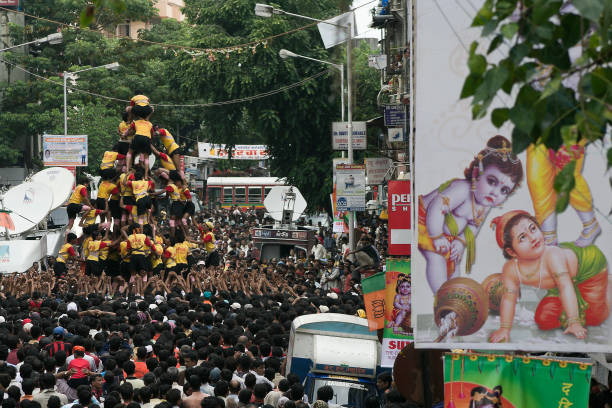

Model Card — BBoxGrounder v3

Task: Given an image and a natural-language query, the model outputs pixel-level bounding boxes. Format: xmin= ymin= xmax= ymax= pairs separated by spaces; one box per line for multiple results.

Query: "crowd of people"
xmin=0 ymin=94 xmax=415 ymax=408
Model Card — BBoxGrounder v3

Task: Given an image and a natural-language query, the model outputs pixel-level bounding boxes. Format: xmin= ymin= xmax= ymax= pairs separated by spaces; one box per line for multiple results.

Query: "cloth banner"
xmin=43 ymin=135 xmax=88 ymax=167
xmin=381 ymin=258 xmax=413 ymax=367
xmin=198 ymin=143 xmax=269 ymax=160
xmin=444 ymin=353 xmax=591 ymax=408
xmin=362 ymin=272 xmax=386 ymax=331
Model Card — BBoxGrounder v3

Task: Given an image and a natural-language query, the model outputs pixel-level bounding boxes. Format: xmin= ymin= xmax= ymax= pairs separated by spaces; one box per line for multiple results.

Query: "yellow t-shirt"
xmin=134 ymin=120 xmax=153 ymax=139
xmin=82 ymin=209 xmax=100 ymax=226
xmin=131 ymin=180 xmax=150 ymax=201
xmin=98 ymin=181 xmax=118 ymax=200
xmin=158 ymin=129 xmax=179 ymax=155
xmin=56 ymin=243 xmax=74 ymax=263
xmin=159 ymin=154 xmax=176 ymax=171
xmin=87 ymin=240 xmax=110 ymax=261
xmin=166 ymin=184 xmax=181 ymax=201
xmin=82 ymin=236 xmax=92 ymax=259
xmin=69 ymin=184 xmax=87 ymax=204
xmin=174 ymin=241 xmax=197 ymax=265
xmin=120 ymin=241 xmax=131 ymax=262
xmin=100 ymin=151 xmax=119 ymax=170
xmin=164 ymin=246 xmax=177 ymax=268
xmin=128 ymin=233 xmax=149 ymax=256
xmin=119 ymin=173 xmax=133 ymax=197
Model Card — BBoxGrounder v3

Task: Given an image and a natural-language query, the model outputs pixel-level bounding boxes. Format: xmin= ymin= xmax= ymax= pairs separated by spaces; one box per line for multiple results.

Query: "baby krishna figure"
xmin=418 ymin=135 xmax=523 ymax=293
xmin=489 ymin=210 xmax=611 ymax=343
xmin=387 ymin=274 xmax=411 ymax=334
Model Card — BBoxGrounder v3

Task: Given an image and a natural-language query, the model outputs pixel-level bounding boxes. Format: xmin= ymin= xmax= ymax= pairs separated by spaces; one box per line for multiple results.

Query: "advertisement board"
xmin=381 ymin=258 xmax=413 ymax=367
xmin=412 ymin=0 xmax=612 ymax=352
xmin=387 ymin=180 xmax=411 ymax=256
xmin=42 ymin=135 xmax=88 ymax=167
xmin=384 ymin=104 xmax=405 ymax=127
xmin=198 ymin=143 xmax=269 ymax=160
xmin=0 ymin=1 xmax=19 ymax=6
xmin=335 ymin=164 xmax=366 ymax=212
xmin=365 ymin=157 xmax=392 ymax=185
xmin=332 ymin=122 xmax=367 ymax=150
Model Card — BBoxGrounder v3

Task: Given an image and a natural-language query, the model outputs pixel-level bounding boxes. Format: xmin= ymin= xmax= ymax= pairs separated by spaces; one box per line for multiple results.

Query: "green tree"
xmin=460 ymin=0 xmax=612 ymax=212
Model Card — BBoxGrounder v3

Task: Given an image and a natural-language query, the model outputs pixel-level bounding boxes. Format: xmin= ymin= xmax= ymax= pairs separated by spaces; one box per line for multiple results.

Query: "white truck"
xmin=286 ymin=313 xmax=388 ymax=407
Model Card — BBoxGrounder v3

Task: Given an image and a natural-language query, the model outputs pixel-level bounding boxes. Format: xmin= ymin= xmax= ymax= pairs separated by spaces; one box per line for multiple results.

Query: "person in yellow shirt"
xmin=86 ymin=229 xmax=118 ymax=277
xmin=153 ymin=151 xmax=180 ymax=183
xmin=96 ymin=175 xmax=119 ymax=225
xmin=180 ymin=185 xmax=196 ymax=233
xmin=66 ymin=176 xmax=93 ymax=233
xmin=119 ymin=171 xmax=137 ymax=226
xmin=54 ymin=233 xmax=78 ymax=278
xmin=125 ymin=168 xmax=154 ymax=226
xmin=99 ymin=146 xmax=125 ymax=180
xmin=118 ymin=111 xmax=132 ymax=160
xmin=154 ymin=126 xmax=184 ymax=181
xmin=123 ymin=94 xmax=157 ymax=179
xmin=198 ymin=221 xmax=220 ymax=267
xmin=173 ymin=229 xmax=198 ymax=277
xmin=165 ymin=177 xmax=185 ymax=238
xmin=122 ymin=223 xmax=156 ymax=287
xmin=143 ymin=224 xmax=165 ymax=277
xmin=163 ymin=238 xmax=178 ymax=274
xmin=119 ymin=239 xmax=131 ymax=283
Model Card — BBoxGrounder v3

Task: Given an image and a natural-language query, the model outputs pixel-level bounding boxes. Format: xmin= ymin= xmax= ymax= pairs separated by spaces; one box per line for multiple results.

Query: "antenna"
xmin=30 ymin=167 xmax=75 ymax=211
xmin=264 ymin=186 xmax=307 ymax=224
xmin=0 ymin=182 xmax=53 ymax=237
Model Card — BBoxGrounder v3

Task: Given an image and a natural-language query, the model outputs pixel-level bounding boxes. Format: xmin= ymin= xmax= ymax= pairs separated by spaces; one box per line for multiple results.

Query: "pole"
xmin=63 ymin=72 xmax=67 ymax=136
xmin=346 ymin=21 xmax=355 ymax=251
xmin=340 ymin=63 xmax=345 ymax=122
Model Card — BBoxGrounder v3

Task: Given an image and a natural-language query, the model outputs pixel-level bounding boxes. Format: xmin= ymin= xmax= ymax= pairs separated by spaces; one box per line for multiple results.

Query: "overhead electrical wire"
xmin=0 ymin=57 xmax=331 ymax=107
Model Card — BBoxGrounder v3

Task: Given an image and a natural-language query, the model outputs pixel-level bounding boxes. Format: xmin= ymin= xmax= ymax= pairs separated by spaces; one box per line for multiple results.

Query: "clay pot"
xmin=481 ymin=273 xmax=504 ymax=314
xmin=434 ymin=277 xmax=489 ymax=336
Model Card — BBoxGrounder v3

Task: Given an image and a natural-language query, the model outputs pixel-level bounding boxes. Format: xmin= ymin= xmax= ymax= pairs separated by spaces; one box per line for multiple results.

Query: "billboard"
xmin=335 ymin=164 xmax=366 ymax=211
xmin=387 ymin=180 xmax=411 ymax=256
xmin=197 ymin=143 xmax=269 ymax=160
xmin=332 ymin=121 xmax=367 ymax=150
xmin=0 ymin=1 xmax=19 ymax=6
xmin=412 ymin=0 xmax=612 ymax=352
xmin=42 ymin=135 xmax=88 ymax=167
xmin=365 ymin=157 xmax=392 ymax=185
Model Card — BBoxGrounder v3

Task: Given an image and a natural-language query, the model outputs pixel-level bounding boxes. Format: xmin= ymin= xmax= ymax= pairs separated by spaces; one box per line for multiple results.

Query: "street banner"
xmin=317 ymin=11 xmax=357 ymax=49
xmin=444 ymin=353 xmax=591 ymax=408
xmin=381 ymin=258 xmax=413 ymax=367
xmin=332 ymin=158 xmax=350 ymax=233
xmin=362 ymin=272 xmax=386 ymax=331
xmin=42 ymin=135 xmax=88 ymax=167
xmin=335 ymin=164 xmax=366 ymax=212
xmin=384 ymin=104 xmax=406 ymax=127
xmin=412 ymin=0 xmax=612 ymax=352
xmin=198 ymin=143 xmax=269 ymax=160
xmin=0 ymin=1 xmax=19 ymax=6
xmin=365 ymin=157 xmax=392 ymax=185
xmin=332 ymin=122 xmax=367 ymax=150
xmin=387 ymin=180 xmax=411 ymax=256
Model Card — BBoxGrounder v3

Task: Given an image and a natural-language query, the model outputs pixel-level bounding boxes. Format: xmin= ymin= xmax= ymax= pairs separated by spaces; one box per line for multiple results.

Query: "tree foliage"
xmin=0 ymin=0 xmax=380 ymax=211
xmin=460 ymin=0 xmax=612 ymax=211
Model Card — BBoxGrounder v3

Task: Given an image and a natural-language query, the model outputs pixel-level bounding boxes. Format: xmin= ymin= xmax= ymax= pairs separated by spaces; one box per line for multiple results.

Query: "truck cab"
xmin=287 ymin=313 xmax=387 ymax=407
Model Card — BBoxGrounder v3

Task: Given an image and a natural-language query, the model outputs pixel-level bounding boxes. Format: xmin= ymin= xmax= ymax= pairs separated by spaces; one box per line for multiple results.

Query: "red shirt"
xmin=68 ymin=357 xmax=90 ymax=379
xmin=133 ymin=361 xmax=148 ymax=378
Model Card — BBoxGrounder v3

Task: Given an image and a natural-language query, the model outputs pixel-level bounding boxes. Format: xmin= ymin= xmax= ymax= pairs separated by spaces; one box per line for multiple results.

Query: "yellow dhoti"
xmin=526 ymin=140 xmax=592 ymax=225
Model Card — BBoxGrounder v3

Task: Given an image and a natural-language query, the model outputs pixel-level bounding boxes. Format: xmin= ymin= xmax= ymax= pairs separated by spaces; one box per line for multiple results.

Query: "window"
xmin=207 ymin=187 xmax=221 ymax=204
xmin=248 ymin=187 xmax=262 ymax=203
xmin=264 ymin=187 xmax=272 ymax=199
xmin=223 ymin=187 xmax=233 ymax=203
xmin=116 ymin=21 xmax=130 ymax=38
xmin=235 ymin=187 xmax=246 ymax=203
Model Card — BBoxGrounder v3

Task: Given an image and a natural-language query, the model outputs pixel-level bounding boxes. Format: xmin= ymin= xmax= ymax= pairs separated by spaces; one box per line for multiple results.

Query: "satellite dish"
xmin=134 ymin=153 xmax=156 ymax=169
xmin=0 ymin=182 xmax=53 ymax=235
xmin=30 ymin=167 xmax=75 ymax=210
xmin=264 ymin=186 xmax=307 ymax=222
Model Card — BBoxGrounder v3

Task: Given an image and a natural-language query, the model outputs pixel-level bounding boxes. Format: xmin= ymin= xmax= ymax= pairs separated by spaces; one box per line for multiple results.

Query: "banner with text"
xmin=43 ymin=135 xmax=88 ymax=167
xmin=365 ymin=157 xmax=392 ymax=185
xmin=381 ymin=258 xmax=413 ymax=367
xmin=335 ymin=164 xmax=366 ymax=212
xmin=332 ymin=158 xmax=350 ymax=233
xmin=444 ymin=353 xmax=591 ymax=408
xmin=387 ymin=180 xmax=411 ymax=256
xmin=332 ymin=122 xmax=367 ymax=150
xmin=198 ymin=143 xmax=269 ymax=160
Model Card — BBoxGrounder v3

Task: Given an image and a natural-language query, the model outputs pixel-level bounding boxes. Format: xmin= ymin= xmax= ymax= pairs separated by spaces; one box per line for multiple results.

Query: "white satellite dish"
xmin=134 ymin=153 xmax=156 ymax=169
xmin=30 ymin=167 xmax=75 ymax=210
xmin=0 ymin=182 xmax=53 ymax=235
xmin=264 ymin=186 xmax=307 ymax=222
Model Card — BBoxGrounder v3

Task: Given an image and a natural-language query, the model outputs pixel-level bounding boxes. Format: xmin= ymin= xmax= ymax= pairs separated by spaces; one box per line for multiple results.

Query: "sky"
xmin=353 ymin=0 xmax=382 ymax=40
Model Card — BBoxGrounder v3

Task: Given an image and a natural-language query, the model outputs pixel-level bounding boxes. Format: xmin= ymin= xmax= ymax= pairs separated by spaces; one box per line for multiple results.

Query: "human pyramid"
xmin=56 ymin=94 xmax=220 ymax=294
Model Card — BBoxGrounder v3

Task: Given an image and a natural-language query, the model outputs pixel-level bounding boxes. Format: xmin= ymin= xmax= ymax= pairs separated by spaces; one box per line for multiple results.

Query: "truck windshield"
xmin=310 ymin=379 xmax=377 ymax=408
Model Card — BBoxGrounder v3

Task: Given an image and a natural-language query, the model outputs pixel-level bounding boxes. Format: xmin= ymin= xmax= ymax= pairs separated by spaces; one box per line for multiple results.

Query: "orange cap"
xmin=490 ymin=210 xmax=530 ymax=249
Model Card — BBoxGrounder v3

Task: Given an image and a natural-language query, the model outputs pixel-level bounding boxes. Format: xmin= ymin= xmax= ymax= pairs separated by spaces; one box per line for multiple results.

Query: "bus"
xmin=205 ymin=177 xmax=286 ymax=209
